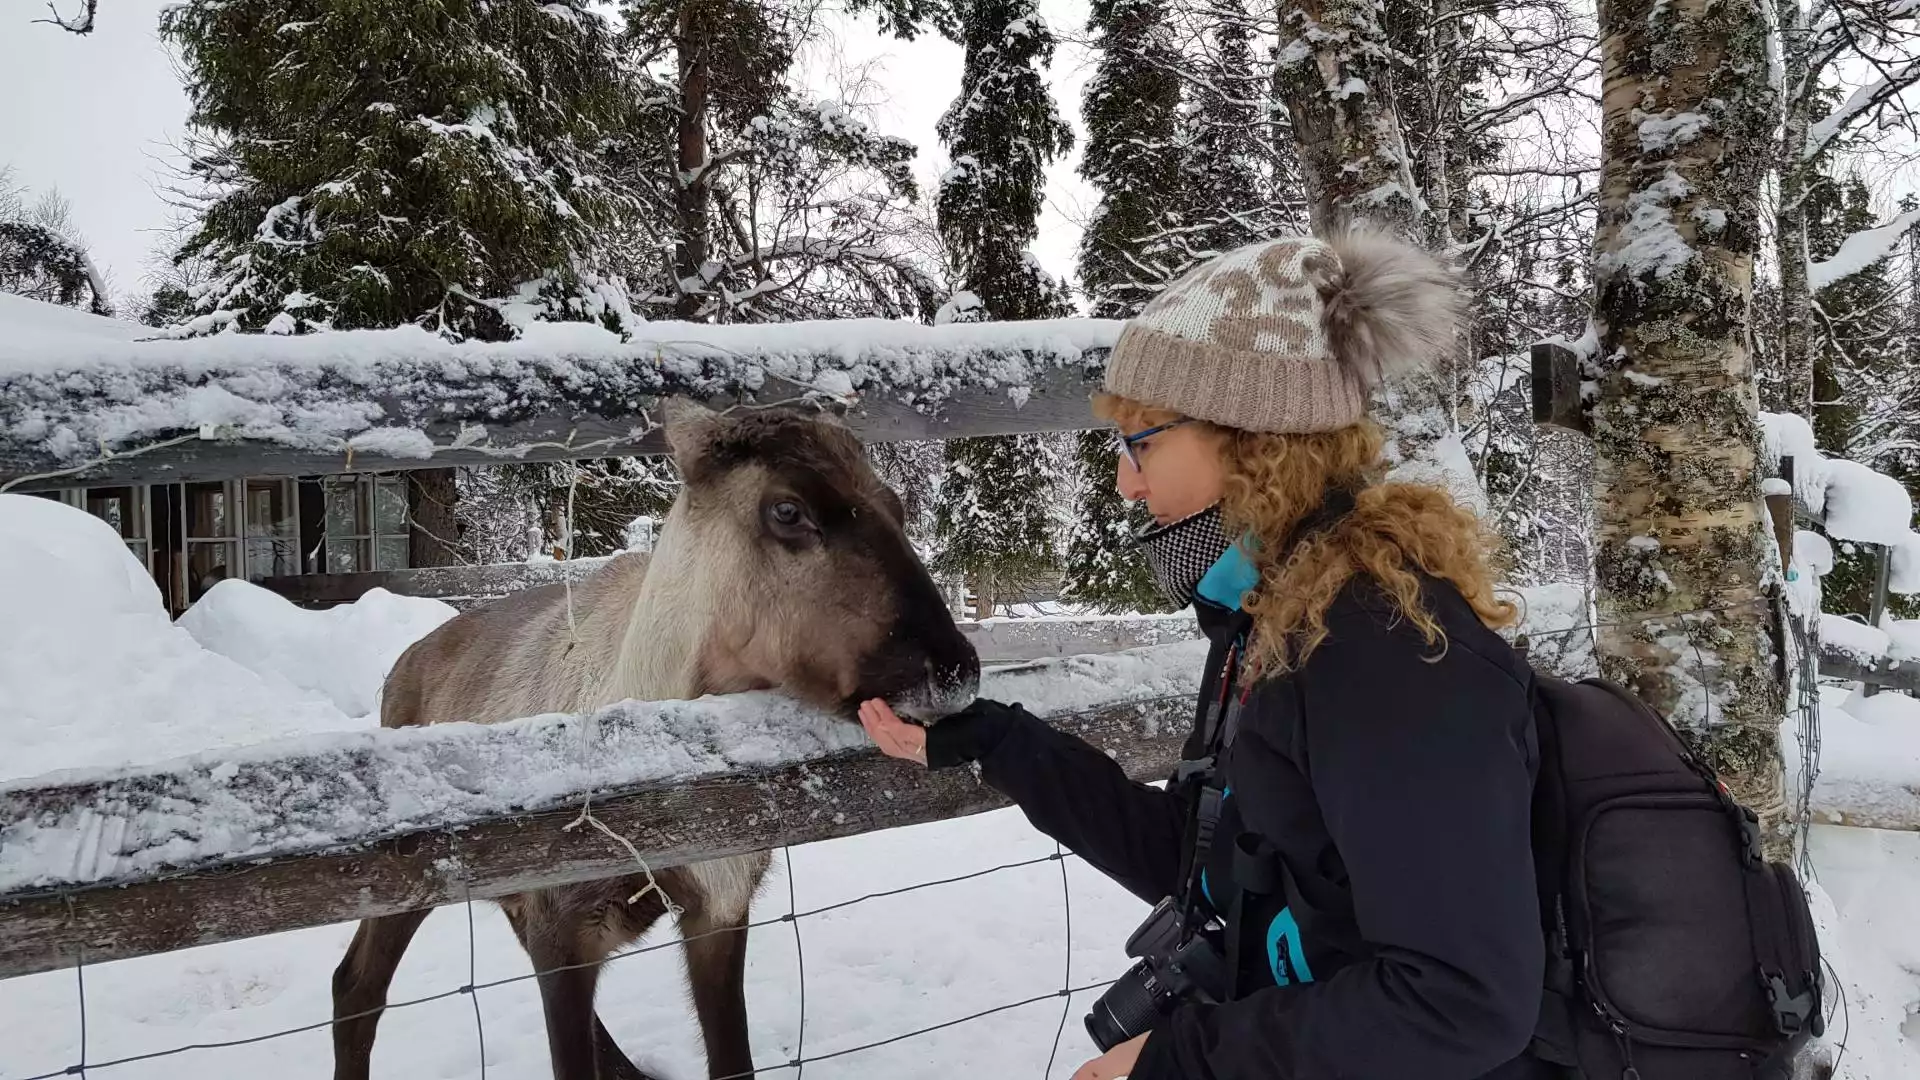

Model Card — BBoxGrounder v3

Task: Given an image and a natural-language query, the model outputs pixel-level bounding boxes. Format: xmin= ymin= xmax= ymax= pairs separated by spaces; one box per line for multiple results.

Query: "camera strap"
xmin=1173 ymin=634 xmax=1246 ymax=930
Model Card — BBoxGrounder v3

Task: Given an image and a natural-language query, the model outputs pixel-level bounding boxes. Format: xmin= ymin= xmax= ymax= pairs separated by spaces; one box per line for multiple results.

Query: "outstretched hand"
xmin=858 ymin=698 xmax=927 ymax=766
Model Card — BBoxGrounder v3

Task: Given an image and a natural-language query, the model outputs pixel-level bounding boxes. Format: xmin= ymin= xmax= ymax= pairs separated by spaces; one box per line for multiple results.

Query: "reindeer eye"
xmin=765 ymin=498 xmax=815 ymax=541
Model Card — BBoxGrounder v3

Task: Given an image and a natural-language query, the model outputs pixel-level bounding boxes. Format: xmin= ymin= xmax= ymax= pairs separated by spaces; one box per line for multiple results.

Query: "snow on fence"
xmin=7 ymin=600 xmax=1913 ymax=984
xmin=0 ymin=643 xmax=1203 ymax=981
xmin=0 ymin=310 xmax=1120 ymax=491
xmin=1760 ymin=412 xmax=1920 ymax=697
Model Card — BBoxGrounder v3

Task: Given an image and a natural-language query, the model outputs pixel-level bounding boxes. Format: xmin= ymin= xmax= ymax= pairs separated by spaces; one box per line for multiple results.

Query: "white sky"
xmin=0 ymin=0 xmax=1099 ymax=307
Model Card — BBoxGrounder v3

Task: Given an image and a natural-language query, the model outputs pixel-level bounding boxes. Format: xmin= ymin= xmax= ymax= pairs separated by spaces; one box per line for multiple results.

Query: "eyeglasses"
xmin=1116 ymin=420 xmax=1191 ymax=470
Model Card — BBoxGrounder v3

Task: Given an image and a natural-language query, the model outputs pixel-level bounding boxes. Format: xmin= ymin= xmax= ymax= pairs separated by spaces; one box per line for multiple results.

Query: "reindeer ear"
xmin=663 ymin=397 xmax=724 ymax=467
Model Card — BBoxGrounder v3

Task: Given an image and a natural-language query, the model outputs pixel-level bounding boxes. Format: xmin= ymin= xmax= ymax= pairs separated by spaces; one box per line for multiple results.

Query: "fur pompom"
xmin=1320 ymin=227 xmax=1467 ymax=387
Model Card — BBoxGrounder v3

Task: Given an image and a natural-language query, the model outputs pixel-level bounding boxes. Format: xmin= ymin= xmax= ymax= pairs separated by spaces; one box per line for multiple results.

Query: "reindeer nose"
xmin=926 ymin=656 xmax=981 ymax=715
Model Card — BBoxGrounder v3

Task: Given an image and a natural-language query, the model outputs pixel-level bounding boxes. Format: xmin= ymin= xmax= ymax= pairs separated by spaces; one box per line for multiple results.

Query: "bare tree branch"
xmin=34 ymin=0 xmax=97 ymax=34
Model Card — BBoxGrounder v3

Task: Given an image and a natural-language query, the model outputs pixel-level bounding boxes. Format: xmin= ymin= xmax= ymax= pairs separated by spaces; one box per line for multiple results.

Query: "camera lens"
xmin=1084 ymin=962 xmax=1164 ymax=1051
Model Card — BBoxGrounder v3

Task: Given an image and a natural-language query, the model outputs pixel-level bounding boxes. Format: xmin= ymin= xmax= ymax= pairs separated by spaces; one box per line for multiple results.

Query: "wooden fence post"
xmin=1864 ymin=542 xmax=1894 ymax=698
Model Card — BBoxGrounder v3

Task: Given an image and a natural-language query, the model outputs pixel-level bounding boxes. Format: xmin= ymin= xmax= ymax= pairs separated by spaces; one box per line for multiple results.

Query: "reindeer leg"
xmin=680 ymin=909 xmax=756 ymax=1080
xmin=332 ymin=908 xmax=432 ymax=1080
xmin=594 ymin=1015 xmax=666 ymax=1080
xmin=503 ymin=906 xmax=606 ymax=1080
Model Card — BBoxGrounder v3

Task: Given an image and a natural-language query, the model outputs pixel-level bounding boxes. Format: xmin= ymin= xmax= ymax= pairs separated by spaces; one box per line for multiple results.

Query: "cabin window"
xmin=244 ymin=479 xmax=299 ymax=580
xmin=183 ymin=481 xmax=241 ymax=604
xmin=323 ymin=476 xmax=411 ymax=573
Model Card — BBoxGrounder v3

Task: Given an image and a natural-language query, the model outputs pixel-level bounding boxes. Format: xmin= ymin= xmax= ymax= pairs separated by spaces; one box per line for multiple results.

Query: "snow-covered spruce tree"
xmin=1587 ymin=0 xmax=1785 ymax=838
xmin=1076 ymin=0 xmax=1182 ymax=319
xmin=930 ymin=0 xmax=1075 ymax=618
xmin=934 ymin=432 xmax=1065 ymax=617
xmin=0 ymin=177 xmax=113 ymax=315
xmin=159 ymin=0 xmax=639 ymax=340
xmin=1061 ymin=0 xmax=1180 ymax=612
xmin=1060 ymin=428 xmax=1166 ymax=612
xmin=936 ymin=0 xmax=1075 ymax=323
xmin=866 ymin=439 xmax=947 ymax=546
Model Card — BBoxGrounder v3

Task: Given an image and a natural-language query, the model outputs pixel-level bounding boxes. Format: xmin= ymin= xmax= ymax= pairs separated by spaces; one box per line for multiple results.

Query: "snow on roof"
xmin=0 ymin=314 xmax=1122 ymax=473
xmin=0 ymin=292 xmax=149 ymax=347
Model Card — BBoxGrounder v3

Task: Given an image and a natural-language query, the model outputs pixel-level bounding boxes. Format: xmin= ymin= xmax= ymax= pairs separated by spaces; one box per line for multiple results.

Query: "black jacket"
xmin=928 ymin=573 xmax=1547 ymax=1080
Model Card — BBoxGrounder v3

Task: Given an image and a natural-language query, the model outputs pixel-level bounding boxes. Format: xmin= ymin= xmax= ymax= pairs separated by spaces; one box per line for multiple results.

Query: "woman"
xmin=862 ymin=228 xmax=1548 ymax=1080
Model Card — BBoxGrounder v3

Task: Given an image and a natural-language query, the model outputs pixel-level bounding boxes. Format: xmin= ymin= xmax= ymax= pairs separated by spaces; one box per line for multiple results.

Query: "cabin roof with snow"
xmin=0 ymin=296 xmax=1119 ymax=491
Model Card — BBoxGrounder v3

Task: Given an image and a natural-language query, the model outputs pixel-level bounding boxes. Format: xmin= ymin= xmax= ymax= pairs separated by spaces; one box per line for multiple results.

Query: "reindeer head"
xmin=661 ymin=400 xmax=980 ymax=720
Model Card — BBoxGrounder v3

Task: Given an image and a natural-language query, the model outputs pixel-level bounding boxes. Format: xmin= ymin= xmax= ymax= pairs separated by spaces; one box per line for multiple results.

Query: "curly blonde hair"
xmin=1095 ymin=394 xmax=1516 ymax=676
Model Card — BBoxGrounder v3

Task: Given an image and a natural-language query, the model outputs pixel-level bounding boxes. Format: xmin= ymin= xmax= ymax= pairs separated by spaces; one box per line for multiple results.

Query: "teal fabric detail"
xmin=1196 ymin=542 xmax=1258 ymax=611
xmin=1267 ymin=908 xmax=1316 ymax=986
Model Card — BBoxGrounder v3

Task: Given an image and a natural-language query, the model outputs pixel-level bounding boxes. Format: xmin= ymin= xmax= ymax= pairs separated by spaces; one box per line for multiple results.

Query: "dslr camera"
xmin=1085 ymin=897 xmax=1231 ymax=1051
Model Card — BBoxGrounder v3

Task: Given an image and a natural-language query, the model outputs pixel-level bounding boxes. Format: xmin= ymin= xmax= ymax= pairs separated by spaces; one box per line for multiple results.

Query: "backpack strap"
xmin=1221 ymin=831 xmax=1288 ymax=1000
xmin=1725 ymin=802 xmax=1820 ymax=1039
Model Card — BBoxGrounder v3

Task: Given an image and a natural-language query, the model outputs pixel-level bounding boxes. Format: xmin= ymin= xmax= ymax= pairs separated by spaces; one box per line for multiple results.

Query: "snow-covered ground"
xmin=1 ymin=495 xmax=1917 ymax=1079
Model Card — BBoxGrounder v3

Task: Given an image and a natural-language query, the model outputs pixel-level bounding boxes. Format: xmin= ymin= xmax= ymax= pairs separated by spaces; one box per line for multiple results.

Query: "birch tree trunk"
xmin=1271 ymin=0 xmax=1487 ymax=515
xmin=1590 ymin=0 xmax=1787 ymax=844
xmin=1774 ymin=0 xmax=1815 ymax=419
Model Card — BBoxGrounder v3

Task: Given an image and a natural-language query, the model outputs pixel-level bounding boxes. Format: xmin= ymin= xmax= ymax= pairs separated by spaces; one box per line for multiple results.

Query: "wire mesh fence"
xmin=4 ymin=600 xmax=1850 ymax=1080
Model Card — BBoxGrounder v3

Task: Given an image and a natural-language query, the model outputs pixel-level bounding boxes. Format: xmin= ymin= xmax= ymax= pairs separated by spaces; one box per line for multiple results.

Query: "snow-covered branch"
xmin=33 ymin=0 xmax=96 ymax=33
xmin=1803 ymin=56 xmax=1920 ymax=160
xmin=1808 ymin=208 xmax=1920 ymax=289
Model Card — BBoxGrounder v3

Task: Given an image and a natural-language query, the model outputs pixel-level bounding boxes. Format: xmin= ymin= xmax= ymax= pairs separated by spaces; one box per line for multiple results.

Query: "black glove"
xmin=925 ymin=697 xmax=1035 ymax=769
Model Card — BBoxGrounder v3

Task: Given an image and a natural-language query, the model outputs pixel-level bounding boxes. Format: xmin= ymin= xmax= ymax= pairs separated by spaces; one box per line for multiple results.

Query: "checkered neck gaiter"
xmin=1137 ymin=503 xmax=1233 ymax=610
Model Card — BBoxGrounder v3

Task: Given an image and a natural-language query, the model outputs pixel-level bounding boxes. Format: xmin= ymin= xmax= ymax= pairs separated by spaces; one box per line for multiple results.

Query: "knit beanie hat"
xmin=1102 ymin=228 xmax=1467 ymax=433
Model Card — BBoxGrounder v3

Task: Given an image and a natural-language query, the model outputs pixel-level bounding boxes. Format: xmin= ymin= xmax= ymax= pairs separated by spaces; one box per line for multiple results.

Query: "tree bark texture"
xmin=1270 ymin=0 xmax=1485 ymax=512
xmin=1590 ymin=0 xmax=1787 ymax=842
xmin=1270 ymin=0 xmax=1424 ymax=236
xmin=1774 ymin=0 xmax=1815 ymax=420
xmin=674 ymin=1 xmax=713 ymax=321
xmin=407 ymin=468 xmax=465 ymax=568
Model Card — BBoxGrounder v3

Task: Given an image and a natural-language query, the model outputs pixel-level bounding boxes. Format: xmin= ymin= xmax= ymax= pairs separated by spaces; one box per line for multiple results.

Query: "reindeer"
xmin=331 ymin=401 xmax=981 ymax=1080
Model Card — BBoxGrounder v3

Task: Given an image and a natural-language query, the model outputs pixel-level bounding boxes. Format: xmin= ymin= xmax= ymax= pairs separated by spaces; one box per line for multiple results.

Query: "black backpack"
xmin=1526 ymin=674 xmax=1824 ymax=1080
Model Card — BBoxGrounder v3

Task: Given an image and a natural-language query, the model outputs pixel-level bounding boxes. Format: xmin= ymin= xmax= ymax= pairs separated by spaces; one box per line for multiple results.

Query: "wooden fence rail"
xmin=0 ymin=645 xmax=1201 ymax=981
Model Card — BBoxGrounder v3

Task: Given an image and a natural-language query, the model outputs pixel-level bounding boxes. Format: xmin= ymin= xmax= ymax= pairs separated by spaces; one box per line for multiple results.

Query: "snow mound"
xmin=0 ymin=495 xmax=356 ymax=783
xmin=1821 ymin=614 xmax=1892 ymax=662
xmin=178 ymin=580 xmax=456 ymax=718
xmin=1802 ymin=828 xmax=1920 ymax=1080
xmin=1822 ymin=459 xmax=1915 ymax=546
xmin=1788 ymin=685 xmax=1920 ymax=833
xmin=1796 ymin=530 xmax=1835 ymax=578
xmin=1841 ymin=689 xmax=1920 ymax=728
xmin=1508 ymin=582 xmax=1596 ymax=679
xmin=1891 ymin=533 xmax=1920 ymax=595
xmin=1760 ymin=411 xmax=1827 ymax=515
xmin=1885 ymin=620 xmax=1920 ymax=662
xmin=0 ymin=293 xmax=148 ymax=350
xmin=1759 ymin=411 xmax=1920 ymax=585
